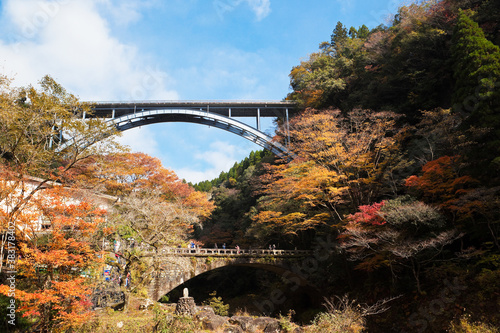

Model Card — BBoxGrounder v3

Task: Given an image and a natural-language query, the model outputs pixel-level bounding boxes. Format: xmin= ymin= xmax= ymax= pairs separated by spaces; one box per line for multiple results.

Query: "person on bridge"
xmin=113 ymin=239 xmax=120 ymax=253
xmin=235 ymin=245 xmax=240 ymax=254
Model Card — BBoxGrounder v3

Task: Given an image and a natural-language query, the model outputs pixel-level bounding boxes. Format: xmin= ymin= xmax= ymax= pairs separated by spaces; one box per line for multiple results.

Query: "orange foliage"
xmin=253 ymin=109 xmax=401 ymax=237
xmin=0 ymin=185 xmax=105 ymax=331
xmin=405 ymin=155 xmax=478 ymax=210
xmin=64 ymin=152 xmax=214 ymax=221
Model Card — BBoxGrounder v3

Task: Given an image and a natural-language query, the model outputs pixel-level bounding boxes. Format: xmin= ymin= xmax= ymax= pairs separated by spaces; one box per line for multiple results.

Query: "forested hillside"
xmin=0 ymin=77 xmax=214 ymax=331
xmin=195 ymin=0 xmax=500 ymax=331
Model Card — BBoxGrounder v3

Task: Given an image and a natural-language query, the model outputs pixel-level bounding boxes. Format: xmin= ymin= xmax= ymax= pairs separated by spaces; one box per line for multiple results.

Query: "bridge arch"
xmin=57 ymin=101 xmax=296 ymax=160
xmin=109 ymin=109 xmax=291 ymax=159
xmin=149 ymin=248 xmax=314 ymax=302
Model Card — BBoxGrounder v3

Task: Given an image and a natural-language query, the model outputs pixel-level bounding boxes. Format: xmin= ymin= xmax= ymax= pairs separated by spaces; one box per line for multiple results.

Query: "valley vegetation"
xmin=0 ymin=0 xmax=499 ymax=332
xmin=192 ymin=0 xmax=500 ymax=331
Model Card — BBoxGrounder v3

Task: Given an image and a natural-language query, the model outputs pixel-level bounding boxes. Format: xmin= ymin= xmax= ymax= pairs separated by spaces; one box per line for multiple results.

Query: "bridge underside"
xmin=108 ymin=108 xmax=293 ymax=160
xmin=59 ymin=101 xmax=296 ymax=159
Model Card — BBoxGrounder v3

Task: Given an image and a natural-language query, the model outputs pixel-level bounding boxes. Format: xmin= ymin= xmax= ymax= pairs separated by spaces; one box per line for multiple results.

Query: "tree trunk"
xmin=411 ymin=259 xmax=422 ymax=294
xmin=122 ymin=289 xmax=130 ymax=312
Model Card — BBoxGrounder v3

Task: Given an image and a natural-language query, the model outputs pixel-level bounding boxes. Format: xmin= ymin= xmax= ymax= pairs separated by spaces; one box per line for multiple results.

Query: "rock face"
xmin=91 ymin=283 xmax=125 ymax=309
xmin=228 ymin=315 xmax=280 ymax=332
xmin=172 ymin=302 xmax=285 ymax=332
xmin=203 ymin=315 xmax=228 ymax=331
xmin=175 ymin=297 xmax=197 ymax=316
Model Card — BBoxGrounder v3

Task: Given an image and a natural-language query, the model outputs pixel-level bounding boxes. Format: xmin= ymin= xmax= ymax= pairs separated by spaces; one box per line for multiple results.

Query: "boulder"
xmin=139 ymin=298 xmax=154 ymax=310
xmin=263 ymin=320 xmax=281 ymax=333
xmin=195 ymin=306 xmax=216 ymax=322
xmin=229 ymin=316 xmax=254 ymax=331
xmin=202 ymin=315 xmax=228 ymax=331
xmin=91 ymin=283 xmax=125 ymax=309
xmin=223 ymin=325 xmax=244 ymax=333
xmin=252 ymin=317 xmax=280 ymax=331
xmin=229 ymin=316 xmax=280 ymax=332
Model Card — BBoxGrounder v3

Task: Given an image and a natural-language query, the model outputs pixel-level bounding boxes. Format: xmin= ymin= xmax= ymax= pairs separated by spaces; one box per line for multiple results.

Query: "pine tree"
xmin=330 ymin=21 xmax=348 ymax=55
xmin=451 ymin=10 xmax=500 ymax=172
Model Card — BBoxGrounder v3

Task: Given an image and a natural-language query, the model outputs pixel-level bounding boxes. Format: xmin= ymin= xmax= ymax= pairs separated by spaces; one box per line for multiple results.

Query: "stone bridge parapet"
xmin=155 ymin=247 xmax=312 ymax=257
xmin=145 ymin=247 xmax=313 ymax=301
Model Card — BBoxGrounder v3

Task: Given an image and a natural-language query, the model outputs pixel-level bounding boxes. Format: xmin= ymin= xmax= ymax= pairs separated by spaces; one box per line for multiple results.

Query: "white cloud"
xmin=0 ymin=0 xmax=177 ymax=101
xmin=213 ymin=0 xmax=271 ymax=22
xmin=246 ymin=0 xmax=271 ymax=21
xmin=95 ymin=0 xmax=154 ymax=27
xmin=176 ymin=141 xmax=249 ymax=183
xmin=174 ymin=46 xmax=288 ymax=100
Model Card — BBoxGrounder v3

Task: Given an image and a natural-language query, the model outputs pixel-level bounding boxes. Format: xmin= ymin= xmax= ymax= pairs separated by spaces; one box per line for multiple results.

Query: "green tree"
xmin=331 ymin=21 xmax=348 ymax=55
xmin=451 ymin=10 xmax=500 ymax=173
xmin=357 ymin=24 xmax=370 ymax=39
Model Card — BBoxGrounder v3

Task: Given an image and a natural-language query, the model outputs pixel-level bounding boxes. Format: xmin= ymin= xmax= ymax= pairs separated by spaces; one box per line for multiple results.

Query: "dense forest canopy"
xmin=192 ymin=0 xmax=500 ymax=330
xmin=1 ymin=0 xmax=499 ymax=331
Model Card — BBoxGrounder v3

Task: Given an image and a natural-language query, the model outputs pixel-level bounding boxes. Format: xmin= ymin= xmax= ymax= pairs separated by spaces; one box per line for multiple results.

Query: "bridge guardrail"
xmin=157 ymin=248 xmax=312 ymax=257
xmin=104 ymin=242 xmax=311 ymax=257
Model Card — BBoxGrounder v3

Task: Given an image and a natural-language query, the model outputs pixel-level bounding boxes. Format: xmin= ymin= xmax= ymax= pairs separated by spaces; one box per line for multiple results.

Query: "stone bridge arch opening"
xmin=149 ymin=248 xmax=323 ymax=320
xmin=162 ymin=264 xmax=322 ymax=321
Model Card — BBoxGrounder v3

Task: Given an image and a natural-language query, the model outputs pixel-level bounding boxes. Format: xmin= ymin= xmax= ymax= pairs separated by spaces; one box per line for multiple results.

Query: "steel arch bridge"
xmin=59 ymin=101 xmax=296 ymax=159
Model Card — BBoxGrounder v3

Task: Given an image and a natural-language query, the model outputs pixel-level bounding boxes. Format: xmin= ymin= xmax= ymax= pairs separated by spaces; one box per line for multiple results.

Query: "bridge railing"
xmin=157 ymin=247 xmax=312 ymax=257
xmin=105 ymin=242 xmax=311 ymax=257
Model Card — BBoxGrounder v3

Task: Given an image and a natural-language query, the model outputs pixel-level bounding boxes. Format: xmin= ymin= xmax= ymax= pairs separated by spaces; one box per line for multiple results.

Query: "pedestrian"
xmin=222 ymin=243 xmax=226 ymax=249
xmin=235 ymin=245 xmax=240 ymax=254
xmin=126 ymin=272 xmax=131 ymax=287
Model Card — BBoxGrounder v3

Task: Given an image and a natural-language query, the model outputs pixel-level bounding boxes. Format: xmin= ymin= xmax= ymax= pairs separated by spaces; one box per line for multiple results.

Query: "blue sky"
xmin=0 ymin=0 xmax=407 ymax=183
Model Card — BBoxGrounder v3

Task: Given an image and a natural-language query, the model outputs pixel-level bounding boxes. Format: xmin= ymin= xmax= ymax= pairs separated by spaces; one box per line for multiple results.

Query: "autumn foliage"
xmin=0 ymin=186 xmax=107 ymax=331
xmin=250 ymin=108 xmax=403 ymax=242
xmin=64 ymin=152 xmax=214 ymax=220
xmin=405 ymin=155 xmax=478 ymax=210
xmin=346 ymin=202 xmax=386 ymax=226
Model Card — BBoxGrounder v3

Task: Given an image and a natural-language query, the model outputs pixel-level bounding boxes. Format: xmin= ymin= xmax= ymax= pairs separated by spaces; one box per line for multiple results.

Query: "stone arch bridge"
xmin=143 ymin=247 xmax=314 ymax=301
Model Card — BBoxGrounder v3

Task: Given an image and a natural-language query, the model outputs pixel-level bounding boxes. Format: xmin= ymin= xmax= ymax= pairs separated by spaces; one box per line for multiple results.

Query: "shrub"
xmin=304 ymin=295 xmax=397 ymax=333
xmin=279 ymin=310 xmax=299 ymax=332
xmin=203 ymin=291 xmax=229 ymax=316
xmin=153 ymin=305 xmax=199 ymax=333
xmin=449 ymin=315 xmax=499 ymax=333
